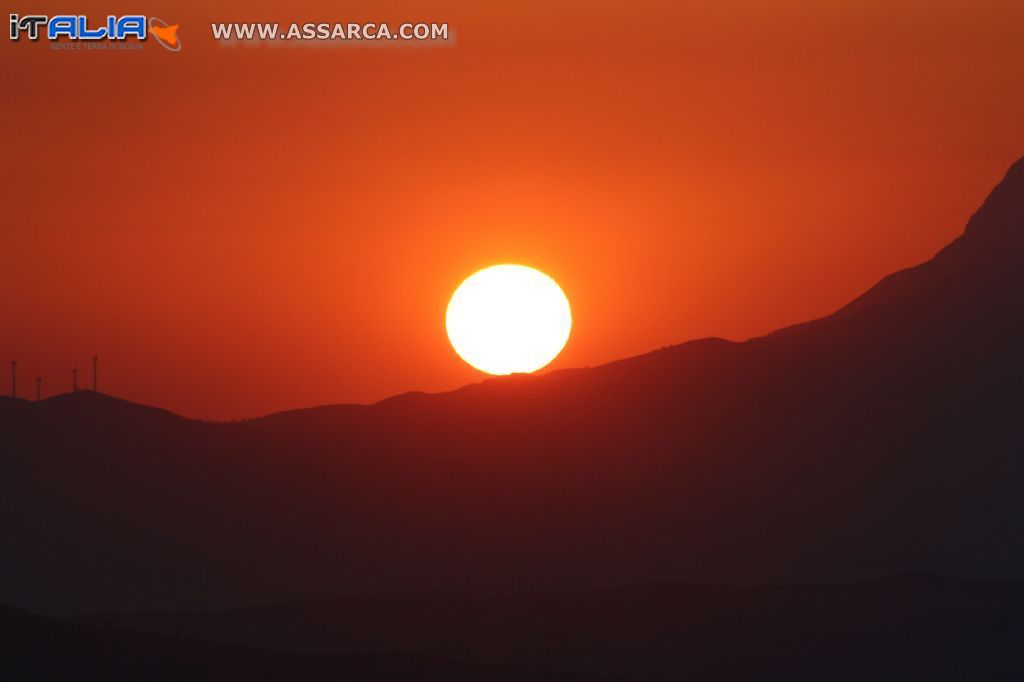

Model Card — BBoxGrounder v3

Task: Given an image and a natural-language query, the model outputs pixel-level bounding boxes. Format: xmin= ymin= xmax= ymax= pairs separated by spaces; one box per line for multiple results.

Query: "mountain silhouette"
xmin=86 ymin=575 xmax=1024 ymax=681
xmin=0 ymin=601 xmax=618 ymax=682
xmin=2 ymin=157 xmax=1023 ymax=616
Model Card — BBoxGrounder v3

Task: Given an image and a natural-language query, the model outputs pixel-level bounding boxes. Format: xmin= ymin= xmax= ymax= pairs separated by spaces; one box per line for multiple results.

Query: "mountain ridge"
xmin=2 ymin=156 xmax=1023 ymax=615
xmin=8 ymin=156 xmax=1021 ymax=424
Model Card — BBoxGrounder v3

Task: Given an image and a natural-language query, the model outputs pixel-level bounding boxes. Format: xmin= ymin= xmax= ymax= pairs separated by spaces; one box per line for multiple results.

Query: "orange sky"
xmin=2 ymin=0 xmax=1023 ymax=418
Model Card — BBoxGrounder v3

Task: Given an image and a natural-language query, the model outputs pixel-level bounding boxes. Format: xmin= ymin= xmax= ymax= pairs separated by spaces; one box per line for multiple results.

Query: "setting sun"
xmin=446 ymin=265 xmax=572 ymax=375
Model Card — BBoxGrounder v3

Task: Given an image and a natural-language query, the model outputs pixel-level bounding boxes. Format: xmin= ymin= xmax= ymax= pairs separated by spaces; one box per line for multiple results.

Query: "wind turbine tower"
xmin=72 ymin=366 xmax=78 ymax=393
xmin=92 ymin=355 xmax=99 ymax=392
xmin=36 ymin=376 xmax=42 ymax=402
xmin=9 ymin=360 xmax=15 ymax=398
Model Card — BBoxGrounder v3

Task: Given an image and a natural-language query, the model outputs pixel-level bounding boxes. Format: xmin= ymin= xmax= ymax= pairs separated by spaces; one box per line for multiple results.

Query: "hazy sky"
xmin=3 ymin=0 xmax=1023 ymax=418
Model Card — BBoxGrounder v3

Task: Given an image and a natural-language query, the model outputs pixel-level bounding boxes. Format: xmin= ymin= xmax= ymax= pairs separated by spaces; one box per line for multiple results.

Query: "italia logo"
xmin=9 ymin=14 xmax=181 ymax=50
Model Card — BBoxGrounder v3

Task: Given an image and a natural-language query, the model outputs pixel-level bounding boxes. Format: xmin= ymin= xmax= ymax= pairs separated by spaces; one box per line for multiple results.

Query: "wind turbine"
xmin=72 ymin=365 xmax=78 ymax=393
xmin=92 ymin=355 xmax=99 ymax=392
xmin=9 ymin=360 xmax=15 ymax=398
xmin=36 ymin=375 xmax=42 ymax=402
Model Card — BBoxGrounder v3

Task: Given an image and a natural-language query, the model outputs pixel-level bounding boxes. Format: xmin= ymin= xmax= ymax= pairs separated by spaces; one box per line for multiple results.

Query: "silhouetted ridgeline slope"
xmin=0 ymin=602 xmax=615 ymax=682
xmin=91 ymin=576 xmax=1024 ymax=681
xmin=2 ymin=158 xmax=1023 ymax=614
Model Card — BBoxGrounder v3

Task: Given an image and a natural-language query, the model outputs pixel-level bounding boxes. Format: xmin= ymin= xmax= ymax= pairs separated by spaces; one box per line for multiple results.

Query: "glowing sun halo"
xmin=446 ymin=265 xmax=572 ymax=375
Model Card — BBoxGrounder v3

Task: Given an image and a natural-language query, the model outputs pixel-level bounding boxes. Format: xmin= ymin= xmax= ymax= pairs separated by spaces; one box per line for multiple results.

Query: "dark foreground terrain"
xmin=3 ymin=576 xmax=1018 ymax=681
xmin=0 ymin=602 xmax=619 ymax=682
xmin=84 ymin=576 xmax=1024 ymax=681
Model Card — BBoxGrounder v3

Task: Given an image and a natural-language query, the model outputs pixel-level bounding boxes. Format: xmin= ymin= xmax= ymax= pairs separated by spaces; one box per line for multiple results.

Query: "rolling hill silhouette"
xmin=0 ymin=601 xmax=617 ymax=682
xmin=88 ymin=576 xmax=1024 ymax=681
xmin=1 ymin=157 xmax=1023 ymax=618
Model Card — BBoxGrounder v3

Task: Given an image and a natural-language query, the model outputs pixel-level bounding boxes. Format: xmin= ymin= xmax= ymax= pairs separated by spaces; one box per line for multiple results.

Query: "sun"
xmin=446 ymin=264 xmax=572 ymax=375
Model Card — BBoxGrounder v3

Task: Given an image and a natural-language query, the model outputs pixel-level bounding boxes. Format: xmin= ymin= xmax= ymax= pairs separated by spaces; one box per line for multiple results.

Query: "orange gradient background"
xmin=2 ymin=0 xmax=1023 ymax=418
